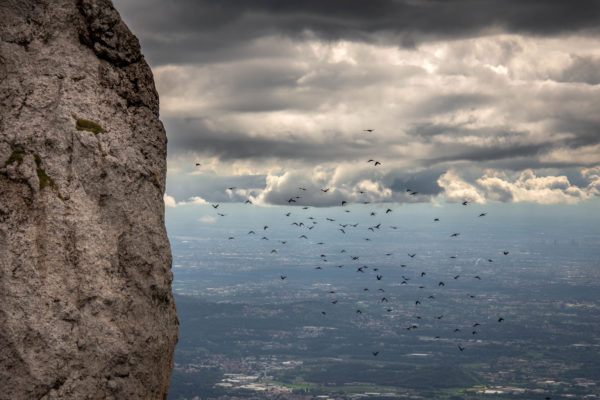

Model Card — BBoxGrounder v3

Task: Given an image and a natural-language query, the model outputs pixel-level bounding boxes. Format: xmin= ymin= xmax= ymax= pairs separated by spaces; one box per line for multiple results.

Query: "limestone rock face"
xmin=0 ymin=1 xmax=178 ymax=399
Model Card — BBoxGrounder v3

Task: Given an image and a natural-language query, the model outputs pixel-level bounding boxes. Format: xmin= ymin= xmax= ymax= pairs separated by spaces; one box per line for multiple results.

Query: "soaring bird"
xmin=439 ymin=282 xmax=445 ymax=287
xmin=331 ymin=300 xmax=338 ymax=304
xmin=227 ymin=187 xmax=236 ymax=190
xmin=434 ymin=218 xmax=440 ymax=222
xmin=285 ymin=212 xmax=291 ymax=216
xmin=374 ymin=161 xmax=381 ymax=166
xmin=458 ymin=345 xmax=465 ymax=352
xmin=271 ymin=250 xmax=277 ymax=254
xmin=498 ymin=317 xmax=504 ymax=322
xmin=299 ymin=187 xmax=307 ymax=191
xmin=356 ymin=309 xmax=362 ymax=314
xmin=264 ymin=225 xmax=268 ymax=230
xmin=372 ymin=351 xmax=379 ymax=356
xmin=341 ymin=201 xmax=347 ymax=206
xmin=288 ymin=198 xmax=296 ymax=203
xmin=450 ymin=233 xmax=460 ymax=237
xmin=321 ymin=188 xmax=330 ymax=192
xmin=351 ymin=256 xmax=360 ymax=260
xmin=280 ymin=275 xmax=287 ymax=280
xmin=376 ymin=275 xmax=383 ymax=280
xmin=195 ymin=163 xmax=201 ymax=166
xmin=386 ymin=209 xmax=392 ymax=214
xmin=474 ymin=276 xmax=482 ymax=280
xmin=211 ymin=204 xmax=219 ymax=209
xmin=217 ymin=213 xmax=225 ymax=217
xmin=364 ymin=129 xmax=375 ymax=132
xmin=408 ymin=253 xmax=416 ymax=258
xmin=321 ymin=311 xmax=327 ymax=315
xmin=381 ymin=297 xmax=388 ymax=303
xmin=462 ymin=200 xmax=469 ymax=206
xmin=415 ymin=300 xmax=421 ymax=305
xmin=339 ymin=229 xmax=346 ymax=234
xmin=479 ymin=212 xmax=487 ymax=217
xmin=503 ymin=251 xmax=510 ymax=255
xmin=244 ymin=199 xmax=252 ymax=204
xmin=421 ymin=272 xmax=426 ymax=277
xmin=299 ymin=235 xmax=308 ymax=239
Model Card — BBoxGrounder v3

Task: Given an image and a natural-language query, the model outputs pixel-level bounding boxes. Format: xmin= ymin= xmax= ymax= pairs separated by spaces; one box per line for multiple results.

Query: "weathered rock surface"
xmin=0 ymin=1 xmax=178 ymax=399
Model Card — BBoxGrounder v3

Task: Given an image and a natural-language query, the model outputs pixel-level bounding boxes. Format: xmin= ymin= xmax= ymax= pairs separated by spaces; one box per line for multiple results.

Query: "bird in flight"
xmin=479 ymin=212 xmax=487 ymax=217
xmin=386 ymin=208 xmax=392 ymax=214
xmin=374 ymin=161 xmax=381 ymax=166
xmin=288 ymin=198 xmax=296 ymax=203
xmin=408 ymin=253 xmax=416 ymax=258
xmin=195 ymin=162 xmax=201 ymax=166
xmin=503 ymin=251 xmax=510 ymax=255
xmin=462 ymin=200 xmax=469 ymax=206
xmin=376 ymin=275 xmax=383 ymax=280
xmin=450 ymin=233 xmax=460 ymax=237
xmin=372 ymin=351 xmax=379 ymax=356
xmin=434 ymin=218 xmax=439 ymax=222
xmin=211 ymin=204 xmax=219 ymax=209
xmin=280 ymin=275 xmax=286 ymax=280
xmin=498 ymin=317 xmax=504 ymax=322
xmin=364 ymin=129 xmax=375 ymax=132
xmin=321 ymin=188 xmax=330 ymax=193
xmin=458 ymin=345 xmax=465 ymax=352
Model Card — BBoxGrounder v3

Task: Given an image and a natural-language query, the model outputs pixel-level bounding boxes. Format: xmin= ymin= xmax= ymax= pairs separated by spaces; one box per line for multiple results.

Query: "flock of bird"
xmin=195 ymin=128 xmax=512 ymax=359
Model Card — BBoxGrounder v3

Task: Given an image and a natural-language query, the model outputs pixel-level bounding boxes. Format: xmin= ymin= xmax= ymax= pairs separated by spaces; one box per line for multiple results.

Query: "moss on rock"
xmin=72 ymin=114 xmax=105 ymax=134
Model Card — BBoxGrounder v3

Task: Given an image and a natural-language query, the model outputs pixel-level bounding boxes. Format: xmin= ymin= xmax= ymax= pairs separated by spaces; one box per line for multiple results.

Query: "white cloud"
xmin=164 ymin=193 xmax=178 ymax=207
xmin=198 ymin=215 xmax=216 ymax=224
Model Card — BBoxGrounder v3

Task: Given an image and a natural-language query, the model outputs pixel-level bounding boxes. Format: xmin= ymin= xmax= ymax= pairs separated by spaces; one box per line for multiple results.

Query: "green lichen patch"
xmin=3 ymin=151 xmax=26 ymax=167
xmin=72 ymin=114 xmax=105 ymax=134
xmin=37 ymin=167 xmax=56 ymax=190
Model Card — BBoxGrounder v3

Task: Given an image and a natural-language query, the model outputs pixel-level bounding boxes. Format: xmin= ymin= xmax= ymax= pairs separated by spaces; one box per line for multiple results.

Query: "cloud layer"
xmin=114 ymin=0 xmax=600 ymax=206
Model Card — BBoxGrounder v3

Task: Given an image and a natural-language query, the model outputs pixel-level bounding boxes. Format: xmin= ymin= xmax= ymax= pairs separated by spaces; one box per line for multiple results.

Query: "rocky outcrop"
xmin=0 ymin=1 xmax=178 ymax=399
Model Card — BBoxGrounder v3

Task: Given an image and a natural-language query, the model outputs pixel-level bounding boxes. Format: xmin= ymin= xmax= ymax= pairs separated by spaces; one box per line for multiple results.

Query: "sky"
xmin=113 ymin=0 xmax=600 ymax=209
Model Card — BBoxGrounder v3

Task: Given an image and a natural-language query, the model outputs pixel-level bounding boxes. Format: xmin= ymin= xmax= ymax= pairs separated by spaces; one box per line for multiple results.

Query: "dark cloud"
xmin=164 ymin=117 xmax=378 ymax=162
xmin=114 ymin=0 xmax=600 ymax=65
xmin=555 ymin=55 xmax=600 ymax=85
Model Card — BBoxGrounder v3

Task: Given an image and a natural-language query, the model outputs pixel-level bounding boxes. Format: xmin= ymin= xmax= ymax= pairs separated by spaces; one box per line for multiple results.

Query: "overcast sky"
xmin=113 ymin=0 xmax=600 ymax=207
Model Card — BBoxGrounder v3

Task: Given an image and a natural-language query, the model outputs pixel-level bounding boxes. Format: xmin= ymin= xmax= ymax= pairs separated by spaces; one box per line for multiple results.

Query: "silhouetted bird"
xmin=356 ymin=309 xmax=362 ymax=314
xmin=299 ymin=235 xmax=308 ymax=239
xmin=248 ymin=231 xmax=256 ymax=235
xmin=364 ymin=129 xmax=374 ymax=132
xmin=288 ymin=198 xmax=296 ymax=203
xmin=408 ymin=253 xmax=416 ymax=258
xmin=376 ymin=275 xmax=383 ymax=280
xmin=321 ymin=188 xmax=330 ymax=192
xmin=474 ymin=276 xmax=481 ymax=280
xmin=421 ymin=272 xmax=426 ymax=277
xmin=245 ymin=199 xmax=252 ymax=204
xmin=381 ymin=297 xmax=388 ymax=302
xmin=439 ymin=282 xmax=445 ymax=287
xmin=195 ymin=163 xmax=201 ymax=166
xmin=374 ymin=161 xmax=381 ymax=166
xmin=434 ymin=218 xmax=439 ymax=222
xmin=415 ymin=300 xmax=421 ymax=305
xmin=271 ymin=250 xmax=277 ymax=254
xmin=450 ymin=233 xmax=460 ymax=237
xmin=479 ymin=212 xmax=487 ymax=217
xmin=372 ymin=351 xmax=379 ymax=356
xmin=280 ymin=275 xmax=286 ymax=280
xmin=212 ymin=204 xmax=219 ymax=209
xmin=264 ymin=225 xmax=268 ymax=230
xmin=458 ymin=345 xmax=465 ymax=351
xmin=386 ymin=209 xmax=392 ymax=214
xmin=462 ymin=200 xmax=469 ymax=206
xmin=341 ymin=201 xmax=347 ymax=206
xmin=331 ymin=300 xmax=338 ymax=304
xmin=503 ymin=251 xmax=510 ymax=255
xmin=321 ymin=311 xmax=327 ymax=315
xmin=498 ymin=317 xmax=504 ymax=322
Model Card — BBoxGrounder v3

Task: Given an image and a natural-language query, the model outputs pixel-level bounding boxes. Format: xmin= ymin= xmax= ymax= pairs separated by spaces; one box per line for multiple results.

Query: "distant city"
xmin=166 ymin=201 xmax=600 ymax=400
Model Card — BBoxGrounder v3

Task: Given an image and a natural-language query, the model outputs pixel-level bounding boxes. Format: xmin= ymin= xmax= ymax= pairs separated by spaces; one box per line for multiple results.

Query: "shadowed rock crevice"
xmin=0 ymin=1 xmax=178 ymax=399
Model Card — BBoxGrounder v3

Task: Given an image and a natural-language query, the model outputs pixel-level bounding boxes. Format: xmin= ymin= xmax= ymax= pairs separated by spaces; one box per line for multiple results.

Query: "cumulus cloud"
xmin=439 ymin=168 xmax=598 ymax=205
xmin=163 ymin=193 xmax=210 ymax=207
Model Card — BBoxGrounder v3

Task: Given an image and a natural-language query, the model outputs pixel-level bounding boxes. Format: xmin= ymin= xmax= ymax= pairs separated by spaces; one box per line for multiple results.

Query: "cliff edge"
xmin=0 ymin=1 xmax=178 ymax=399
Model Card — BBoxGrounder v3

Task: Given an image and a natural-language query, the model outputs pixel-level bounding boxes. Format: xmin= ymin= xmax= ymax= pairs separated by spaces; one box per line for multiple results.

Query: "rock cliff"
xmin=0 ymin=1 xmax=178 ymax=399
